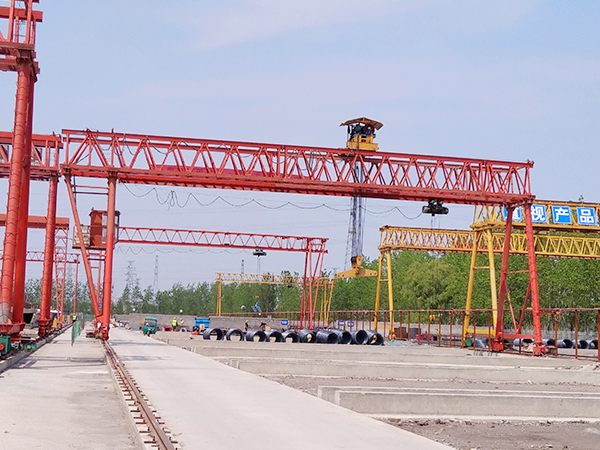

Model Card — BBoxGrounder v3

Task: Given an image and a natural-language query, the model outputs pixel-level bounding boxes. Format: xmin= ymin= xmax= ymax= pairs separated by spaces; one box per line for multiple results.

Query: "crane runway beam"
xmin=61 ymin=129 xmax=534 ymax=205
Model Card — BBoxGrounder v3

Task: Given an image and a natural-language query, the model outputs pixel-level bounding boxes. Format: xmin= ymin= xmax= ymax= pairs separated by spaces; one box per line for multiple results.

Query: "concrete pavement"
xmin=109 ymin=327 xmax=453 ymax=449
xmin=0 ymin=329 xmax=138 ymax=450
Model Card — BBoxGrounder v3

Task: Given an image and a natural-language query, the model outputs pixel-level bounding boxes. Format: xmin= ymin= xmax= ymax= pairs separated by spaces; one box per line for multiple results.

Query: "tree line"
xmin=25 ymin=251 xmax=600 ymax=321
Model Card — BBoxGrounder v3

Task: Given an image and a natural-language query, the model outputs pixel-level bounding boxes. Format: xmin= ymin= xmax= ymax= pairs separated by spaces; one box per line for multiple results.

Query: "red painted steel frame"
xmin=61 ymin=129 xmax=533 ymax=205
xmin=0 ymin=131 xmax=61 ymax=179
xmin=39 ymin=176 xmax=58 ymax=335
xmin=118 ymin=227 xmax=328 ymax=253
xmin=118 ymin=226 xmax=328 ymax=329
xmin=0 ymin=1 xmax=42 ymax=335
xmin=60 ymin=129 xmax=541 ymax=343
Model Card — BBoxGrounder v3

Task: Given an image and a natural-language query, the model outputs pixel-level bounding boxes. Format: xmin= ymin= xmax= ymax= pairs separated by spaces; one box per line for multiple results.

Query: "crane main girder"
xmin=61 ymin=129 xmax=534 ymax=205
xmin=0 ymin=250 xmax=78 ymax=263
xmin=379 ymin=226 xmax=600 ymax=260
xmin=118 ymin=227 xmax=328 ymax=253
xmin=215 ymin=272 xmax=331 ymax=285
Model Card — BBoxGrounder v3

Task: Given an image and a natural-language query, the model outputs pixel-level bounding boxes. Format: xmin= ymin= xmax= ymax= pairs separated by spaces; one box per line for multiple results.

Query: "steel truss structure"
xmin=214 ymin=272 xmax=336 ymax=327
xmin=114 ymin=228 xmax=327 ymax=328
xmin=0 ymin=213 xmax=74 ymax=333
xmin=377 ymin=200 xmax=600 ymax=349
xmin=0 ymin=1 xmax=43 ymax=336
xmin=0 ymin=131 xmax=63 ymax=336
xmin=59 ymin=128 xmax=541 ymax=348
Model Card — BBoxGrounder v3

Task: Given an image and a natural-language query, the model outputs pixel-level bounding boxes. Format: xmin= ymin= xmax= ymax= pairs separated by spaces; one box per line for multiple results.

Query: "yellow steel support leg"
xmin=386 ymin=250 xmax=395 ymax=340
xmin=375 ymin=251 xmax=384 ymax=331
xmin=463 ymin=231 xmax=480 ymax=344
xmin=217 ymin=274 xmax=222 ymax=315
xmin=485 ymin=228 xmax=499 ymax=328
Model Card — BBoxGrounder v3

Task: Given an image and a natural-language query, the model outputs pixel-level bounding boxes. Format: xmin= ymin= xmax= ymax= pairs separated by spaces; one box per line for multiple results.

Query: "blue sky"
xmin=1 ymin=1 xmax=599 ymax=295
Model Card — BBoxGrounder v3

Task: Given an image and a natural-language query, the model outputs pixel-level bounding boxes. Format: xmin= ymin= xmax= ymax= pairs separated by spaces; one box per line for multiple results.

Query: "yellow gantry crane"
xmin=215 ymin=273 xmax=336 ymax=324
xmin=335 ymin=118 xmax=382 ymax=280
xmin=376 ymin=200 xmax=600 ymax=342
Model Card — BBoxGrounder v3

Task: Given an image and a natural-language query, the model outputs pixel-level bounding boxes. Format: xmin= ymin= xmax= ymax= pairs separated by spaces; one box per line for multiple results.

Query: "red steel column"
xmin=492 ymin=206 xmax=513 ymax=351
xmin=0 ymin=62 xmax=32 ymax=327
xmin=524 ymin=204 xmax=543 ymax=355
xmin=100 ymin=176 xmax=117 ymax=340
xmin=73 ymin=256 xmax=79 ymax=315
xmin=38 ymin=175 xmax=58 ymax=336
xmin=64 ymin=174 xmax=101 ymax=318
xmin=12 ymin=71 xmax=35 ymax=325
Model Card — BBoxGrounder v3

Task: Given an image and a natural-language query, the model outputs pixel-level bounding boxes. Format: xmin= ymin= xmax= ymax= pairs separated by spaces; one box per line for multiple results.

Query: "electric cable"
xmin=121 ymin=184 xmax=423 ymax=219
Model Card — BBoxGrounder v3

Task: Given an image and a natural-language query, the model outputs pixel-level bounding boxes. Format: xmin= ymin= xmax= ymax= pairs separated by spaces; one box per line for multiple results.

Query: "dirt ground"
xmin=263 ymin=375 xmax=600 ymax=450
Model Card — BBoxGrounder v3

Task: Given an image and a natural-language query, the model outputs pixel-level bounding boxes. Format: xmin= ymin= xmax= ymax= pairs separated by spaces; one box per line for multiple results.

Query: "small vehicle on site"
xmin=142 ymin=317 xmax=158 ymax=335
xmin=192 ymin=317 xmax=210 ymax=333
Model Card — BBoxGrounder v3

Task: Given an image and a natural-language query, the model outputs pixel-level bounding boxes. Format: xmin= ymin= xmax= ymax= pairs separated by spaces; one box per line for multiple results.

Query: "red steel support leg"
xmin=100 ymin=176 xmax=117 ymax=340
xmin=0 ymin=63 xmax=32 ymax=333
xmin=64 ymin=174 xmax=101 ymax=318
xmin=524 ymin=204 xmax=544 ymax=355
xmin=492 ymin=206 xmax=513 ymax=351
xmin=38 ymin=175 xmax=58 ymax=336
xmin=12 ymin=73 xmax=35 ymax=326
xmin=73 ymin=256 xmax=79 ymax=315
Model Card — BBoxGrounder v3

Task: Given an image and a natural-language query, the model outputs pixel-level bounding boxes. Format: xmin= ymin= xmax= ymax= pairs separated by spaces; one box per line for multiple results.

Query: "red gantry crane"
xmin=60 ymin=128 xmax=541 ymax=352
xmin=116 ymin=227 xmax=328 ymax=328
xmin=0 ymin=3 xmax=545 ymax=353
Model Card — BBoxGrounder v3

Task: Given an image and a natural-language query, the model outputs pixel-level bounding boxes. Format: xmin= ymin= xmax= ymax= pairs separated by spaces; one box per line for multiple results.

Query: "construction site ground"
xmin=156 ymin=331 xmax=600 ymax=450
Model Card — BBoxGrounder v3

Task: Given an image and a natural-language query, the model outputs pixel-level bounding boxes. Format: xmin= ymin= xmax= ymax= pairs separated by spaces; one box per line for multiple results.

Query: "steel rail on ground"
xmin=103 ymin=341 xmax=177 ymax=450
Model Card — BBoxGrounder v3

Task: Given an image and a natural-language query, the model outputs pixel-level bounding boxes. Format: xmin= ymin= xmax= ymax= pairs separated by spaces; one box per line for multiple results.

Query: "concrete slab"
xmin=0 ymin=329 xmax=138 ymax=450
xmin=109 ymin=328 xmax=453 ymax=449
xmin=231 ymin=357 xmax=600 ymax=384
xmin=318 ymin=386 xmax=600 ymax=418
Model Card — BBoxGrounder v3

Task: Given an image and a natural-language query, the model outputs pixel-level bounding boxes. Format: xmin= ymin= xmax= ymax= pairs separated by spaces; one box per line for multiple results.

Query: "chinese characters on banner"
xmin=502 ymin=205 xmax=597 ymax=226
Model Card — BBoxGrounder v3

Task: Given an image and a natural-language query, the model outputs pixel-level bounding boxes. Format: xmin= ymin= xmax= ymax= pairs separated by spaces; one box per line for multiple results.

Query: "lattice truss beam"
xmin=215 ymin=272 xmax=331 ymax=285
xmin=378 ymin=226 xmax=600 ymax=259
xmin=61 ymin=129 xmax=534 ymax=205
xmin=118 ymin=227 xmax=328 ymax=253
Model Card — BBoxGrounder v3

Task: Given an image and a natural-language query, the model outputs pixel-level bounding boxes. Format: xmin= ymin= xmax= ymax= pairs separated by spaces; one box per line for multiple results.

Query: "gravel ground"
xmin=263 ymin=374 xmax=600 ymax=450
xmin=383 ymin=418 xmax=600 ymax=450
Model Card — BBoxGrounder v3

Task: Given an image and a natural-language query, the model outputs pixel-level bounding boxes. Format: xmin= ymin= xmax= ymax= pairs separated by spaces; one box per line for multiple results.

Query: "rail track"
xmin=103 ymin=341 xmax=179 ymax=450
